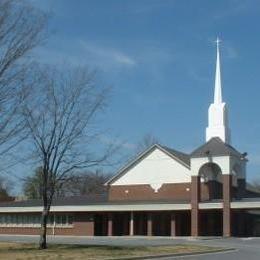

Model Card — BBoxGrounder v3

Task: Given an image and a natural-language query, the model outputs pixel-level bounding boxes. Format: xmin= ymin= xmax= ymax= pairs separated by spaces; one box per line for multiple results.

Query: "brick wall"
xmin=109 ymin=181 xmax=223 ymax=202
xmin=108 ymin=183 xmax=191 ymax=201
xmin=0 ymin=212 xmax=94 ymax=236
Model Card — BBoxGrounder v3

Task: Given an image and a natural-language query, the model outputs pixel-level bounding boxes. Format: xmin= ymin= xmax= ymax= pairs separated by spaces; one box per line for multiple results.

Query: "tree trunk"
xmin=39 ymin=208 xmax=48 ymax=249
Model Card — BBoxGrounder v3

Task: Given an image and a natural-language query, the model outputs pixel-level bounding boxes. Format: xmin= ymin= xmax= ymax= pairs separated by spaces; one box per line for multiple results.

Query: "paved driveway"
xmin=175 ymin=238 xmax=260 ymax=260
xmin=0 ymin=235 xmax=259 ymax=259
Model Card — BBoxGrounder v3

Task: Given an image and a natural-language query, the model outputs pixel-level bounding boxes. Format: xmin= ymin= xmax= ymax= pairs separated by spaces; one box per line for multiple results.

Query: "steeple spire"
xmin=214 ymin=38 xmax=222 ymax=104
xmin=206 ymin=37 xmax=231 ymax=144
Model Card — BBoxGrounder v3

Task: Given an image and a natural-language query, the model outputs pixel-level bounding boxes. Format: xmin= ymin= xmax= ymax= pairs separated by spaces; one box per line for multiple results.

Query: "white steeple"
xmin=214 ymin=38 xmax=222 ymax=104
xmin=206 ymin=38 xmax=231 ymax=144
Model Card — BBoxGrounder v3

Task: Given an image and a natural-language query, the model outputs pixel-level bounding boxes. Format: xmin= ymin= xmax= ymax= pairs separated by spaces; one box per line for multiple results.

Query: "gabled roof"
xmin=191 ymin=137 xmax=243 ymax=158
xmin=162 ymin=146 xmax=190 ymax=166
xmin=106 ymin=144 xmax=190 ymax=185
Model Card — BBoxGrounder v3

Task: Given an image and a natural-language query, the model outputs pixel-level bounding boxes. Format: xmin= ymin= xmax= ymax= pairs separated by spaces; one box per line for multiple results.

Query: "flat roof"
xmin=1 ymin=196 xmax=260 ymax=213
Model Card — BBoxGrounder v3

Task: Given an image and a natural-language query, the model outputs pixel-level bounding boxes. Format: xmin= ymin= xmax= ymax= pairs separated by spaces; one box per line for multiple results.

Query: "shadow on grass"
xmin=2 ymin=243 xmax=146 ymax=252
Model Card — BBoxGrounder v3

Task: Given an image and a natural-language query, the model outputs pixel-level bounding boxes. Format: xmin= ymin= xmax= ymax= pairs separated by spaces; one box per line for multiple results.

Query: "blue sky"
xmin=27 ymin=0 xmax=260 ymax=182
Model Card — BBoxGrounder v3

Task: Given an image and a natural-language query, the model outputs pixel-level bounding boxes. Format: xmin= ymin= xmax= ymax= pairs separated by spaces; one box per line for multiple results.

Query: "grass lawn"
xmin=0 ymin=242 xmax=222 ymax=260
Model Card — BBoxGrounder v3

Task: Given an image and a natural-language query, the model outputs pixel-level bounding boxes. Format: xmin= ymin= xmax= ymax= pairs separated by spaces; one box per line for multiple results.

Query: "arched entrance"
xmin=198 ymin=162 xmax=223 ymax=236
xmin=199 ymin=162 xmax=222 ymax=201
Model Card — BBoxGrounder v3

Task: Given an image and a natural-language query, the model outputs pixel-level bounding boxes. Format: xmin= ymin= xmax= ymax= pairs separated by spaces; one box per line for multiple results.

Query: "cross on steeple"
xmin=215 ymin=37 xmax=221 ymax=49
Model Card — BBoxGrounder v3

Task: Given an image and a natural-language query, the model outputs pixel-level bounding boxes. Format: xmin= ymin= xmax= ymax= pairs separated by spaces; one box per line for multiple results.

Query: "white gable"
xmin=112 ymin=148 xmax=191 ymax=188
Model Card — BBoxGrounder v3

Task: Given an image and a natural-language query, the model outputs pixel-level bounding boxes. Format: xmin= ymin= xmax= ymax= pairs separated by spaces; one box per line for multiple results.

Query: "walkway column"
xmin=170 ymin=212 xmax=176 ymax=236
xmin=223 ymin=175 xmax=232 ymax=237
xmin=107 ymin=213 xmax=113 ymax=236
xmin=191 ymin=176 xmax=200 ymax=236
xmin=129 ymin=212 xmax=134 ymax=236
xmin=147 ymin=213 xmax=152 ymax=236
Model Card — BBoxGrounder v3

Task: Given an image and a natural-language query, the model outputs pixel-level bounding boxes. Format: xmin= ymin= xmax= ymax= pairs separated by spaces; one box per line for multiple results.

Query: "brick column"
xmin=223 ymin=175 xmax=232 ymax=237
xmin=147 ymin=213 xmax=152 ymax=236
xmin=129 ymin=212 xmax=134 ymax=236
xmin=170 ymin=212 xmax=176 ymax=236
xmin=191 ymin=176 xmax=200 ymax=236
xmin=107 ymin=213 xmax=113 ymax=236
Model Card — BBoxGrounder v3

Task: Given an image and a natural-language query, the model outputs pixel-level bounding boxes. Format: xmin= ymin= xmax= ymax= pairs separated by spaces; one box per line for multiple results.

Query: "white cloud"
xmin=34 ymin=39 xmax=137 ymax=72
xmin=79 ymin=41 xmax=136 ymax=67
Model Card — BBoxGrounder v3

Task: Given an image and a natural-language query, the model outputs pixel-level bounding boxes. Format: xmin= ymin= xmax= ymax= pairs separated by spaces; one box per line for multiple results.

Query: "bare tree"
xmin=0 ymin=0 xmax=46 ymax=156
xmin=0 ymin=176 xmax=13 ymax=201
xmin=23 ymin=167 xmax=44 ymax=200
xmin=60 ymin=170 xmax=112 ymax=197
xmin=135 ymin=133 xmax=160 ymax=154
xmin=21 ymin=66 xmax=112 ymax=249
xmin=23 ymin=168 xmax=111 ymax=199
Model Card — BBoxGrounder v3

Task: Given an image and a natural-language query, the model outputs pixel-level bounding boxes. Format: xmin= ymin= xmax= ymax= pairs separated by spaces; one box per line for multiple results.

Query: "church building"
xmin=0 ymin=40 xmax=260 ymax=237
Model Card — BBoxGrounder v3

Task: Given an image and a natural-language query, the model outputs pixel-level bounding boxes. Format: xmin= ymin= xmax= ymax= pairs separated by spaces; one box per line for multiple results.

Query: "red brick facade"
xmin=0 ymin=212 xmax=94 ymax=236
xmin=108 ymin=183 xmax=191 ymax=201
xmin=0 ymin=176 xmax=252 ymax=237
xmin=108 ymin=181 xmax=222 ymax=202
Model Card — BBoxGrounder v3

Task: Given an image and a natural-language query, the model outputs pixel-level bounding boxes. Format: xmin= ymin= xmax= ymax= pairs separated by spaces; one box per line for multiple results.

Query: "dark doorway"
xmin=200 ymin=210 xmax=222 ymax=236
xmin=233 ymin=210 xmax=260 ymax=237
xmin=152 ymin=212 xmax=171 ymax=236
xmin=94 ymin=213 xmax=107 ymax=236
xmin=177 ymin=211 xmax=191 ymax=236
xmin=134 ymin=212 xmax=147 ymax=235
xmin=113 ymin=213 xmax=129 ymax=236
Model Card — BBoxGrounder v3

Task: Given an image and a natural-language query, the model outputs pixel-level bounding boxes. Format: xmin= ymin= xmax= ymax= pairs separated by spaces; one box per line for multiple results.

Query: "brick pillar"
xmin=170 ymin=212 xmax=176 ymax=236
xmin=107 ymin=213 xmax=113 ymax=236
xmin=147 ymin=213 xmax=152 ymax=236
xmin=191 ymin=176 xmax=200 ymax=236
xmin=129 ymin=212 xmax=134 ymax=236
xmin=223 ymin=175 xmax=232 ymax=237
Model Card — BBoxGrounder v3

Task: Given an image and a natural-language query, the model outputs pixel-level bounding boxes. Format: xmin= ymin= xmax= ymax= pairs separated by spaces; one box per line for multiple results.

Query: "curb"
xmin=112 ymin=248 xmax=235 ymax=260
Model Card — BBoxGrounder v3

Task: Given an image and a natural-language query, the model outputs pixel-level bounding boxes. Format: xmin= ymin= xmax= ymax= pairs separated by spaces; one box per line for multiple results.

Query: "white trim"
xmin=0 ymin=224 xmax=73 ymax=228
xmin=0 ymin=203 xmax=191 ymax=213
xmin=199 ymin=202 xmax=222 ymax=209
xmin=231 ymin=201 xmax=260 ymax=209
xmin=2 ymin=201 xmax=260 ymax=213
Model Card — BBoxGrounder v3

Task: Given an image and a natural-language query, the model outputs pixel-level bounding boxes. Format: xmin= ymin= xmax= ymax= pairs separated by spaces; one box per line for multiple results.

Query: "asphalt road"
xmin=174 ymin=238 xmax=260 ymax=260
xmin=0 ymin=235 xmax=259 ymax=259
